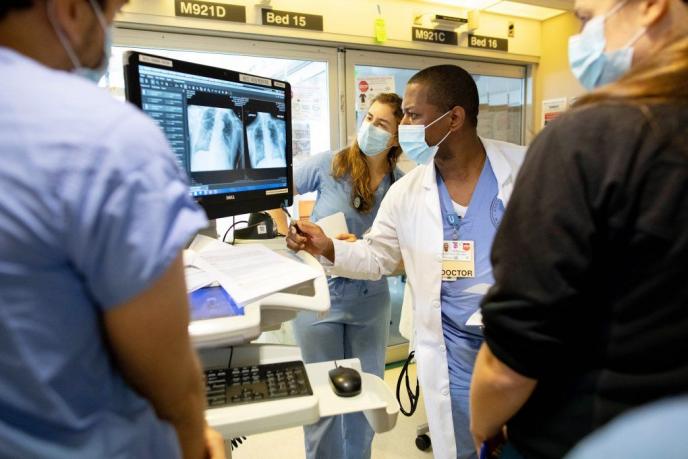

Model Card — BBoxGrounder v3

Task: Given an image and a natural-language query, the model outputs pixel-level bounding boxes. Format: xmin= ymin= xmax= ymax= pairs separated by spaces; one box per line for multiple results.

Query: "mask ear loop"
xmin=46 ymin=0 xmax=82 ymax=70
xmin=605 ymin=0 xmax=631 ymax=20
xmin=604 ymin=0 xmax=647 ymax=50
xmin=623 ymin=27 xmax=647 ymax=48
xmin=425 ymin=110 xmax=452 ymax=129
xmin=427 ymin=110 xmax=453 ymax=148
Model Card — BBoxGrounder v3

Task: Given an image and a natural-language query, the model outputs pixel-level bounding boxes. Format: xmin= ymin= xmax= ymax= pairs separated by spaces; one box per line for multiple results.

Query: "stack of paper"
xmin=184 ymin=236 xmax=321 ymax=306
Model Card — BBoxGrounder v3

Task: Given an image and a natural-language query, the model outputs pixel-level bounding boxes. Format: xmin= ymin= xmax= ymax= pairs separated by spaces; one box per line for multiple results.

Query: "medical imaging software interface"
xmin=137 ymin=65 xmax=289 ymax=198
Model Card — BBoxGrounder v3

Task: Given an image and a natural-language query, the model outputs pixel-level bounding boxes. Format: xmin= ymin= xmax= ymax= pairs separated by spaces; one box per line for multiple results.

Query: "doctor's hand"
xmin=286 ymin=221 xmax=335 ymax=262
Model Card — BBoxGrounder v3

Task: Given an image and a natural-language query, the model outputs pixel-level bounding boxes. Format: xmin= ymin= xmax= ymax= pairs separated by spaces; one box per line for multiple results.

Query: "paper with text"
xmin=184 ymin=236 xmax=321 ymax=306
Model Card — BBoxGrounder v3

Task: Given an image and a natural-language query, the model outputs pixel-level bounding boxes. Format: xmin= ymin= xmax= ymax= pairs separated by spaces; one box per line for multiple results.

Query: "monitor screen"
xmin=123 ymin=51 xmax=293 ymax=219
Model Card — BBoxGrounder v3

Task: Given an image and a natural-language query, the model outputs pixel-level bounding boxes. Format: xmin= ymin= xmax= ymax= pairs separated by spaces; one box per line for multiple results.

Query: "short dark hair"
xmin=408 ymin=65 xmax=480 ymax=127
xmin=0 ymin=0 xmax=33 ymax=20
xmin=0 ymin=0 xmax=107 ymax=20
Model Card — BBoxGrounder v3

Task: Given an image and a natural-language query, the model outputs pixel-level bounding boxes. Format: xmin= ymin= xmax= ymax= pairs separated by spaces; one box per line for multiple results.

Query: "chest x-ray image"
xmin=247 ymin=112 xmax=287 ymax=169
xmin=188 ymin=105 xmax=244 ymax=172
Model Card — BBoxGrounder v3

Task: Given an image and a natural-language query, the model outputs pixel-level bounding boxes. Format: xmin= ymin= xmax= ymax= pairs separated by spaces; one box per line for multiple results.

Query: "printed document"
xmin=184 ymin=236 xmax=321 ymax=306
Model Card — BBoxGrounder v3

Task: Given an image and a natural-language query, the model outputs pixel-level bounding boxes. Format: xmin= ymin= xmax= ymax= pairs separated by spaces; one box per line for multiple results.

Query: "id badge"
xmin=442 ymin=240 xmax=475 ymax=281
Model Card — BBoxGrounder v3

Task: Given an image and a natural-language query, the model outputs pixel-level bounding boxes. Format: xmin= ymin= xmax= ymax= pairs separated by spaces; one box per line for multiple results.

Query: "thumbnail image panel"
xmin=246 ymin=112 xmax=287 ymax=169
xmin=188 ymin=105 xmax=244 ymax=172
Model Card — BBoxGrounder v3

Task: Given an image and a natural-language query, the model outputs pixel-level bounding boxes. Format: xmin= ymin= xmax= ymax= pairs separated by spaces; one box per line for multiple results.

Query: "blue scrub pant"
xmin=450 ymin=385 xmax=479 ymax=459
xmin=292 ymin=290 xmax=391 ymax=459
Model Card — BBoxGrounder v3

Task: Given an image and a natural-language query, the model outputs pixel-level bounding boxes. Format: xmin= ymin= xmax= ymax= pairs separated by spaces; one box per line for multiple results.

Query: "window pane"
xmin=354 ymin=64 xmax=525 ymax=146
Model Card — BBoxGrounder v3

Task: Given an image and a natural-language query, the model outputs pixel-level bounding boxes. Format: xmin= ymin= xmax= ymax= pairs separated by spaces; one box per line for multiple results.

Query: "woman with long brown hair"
xmin=470 ymin=0 xmax=688 ymax=458
xmin=291 ymin=93 xmax=403 ymax=459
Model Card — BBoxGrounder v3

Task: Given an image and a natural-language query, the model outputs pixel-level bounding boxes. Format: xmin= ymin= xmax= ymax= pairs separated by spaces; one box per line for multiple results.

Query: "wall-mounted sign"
xmin=261 ymin=8 xmax=324 ymax=31
xmin=174 ymin=0 xmax=246 ymax=23
xmin=412 ymin=27 xmax=458 ymax=46
xmin=542 ymin=98 xmax=568 ymax=128
xmin=467 ymin=34 xmax=509 ymax=52
xmin=356 ymin=75 xmax=396 ymax=112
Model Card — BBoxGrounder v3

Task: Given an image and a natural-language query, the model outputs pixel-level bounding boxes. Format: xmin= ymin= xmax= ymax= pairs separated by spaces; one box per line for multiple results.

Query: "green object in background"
xmin=375 ymin=18 xmax=387 ymax=43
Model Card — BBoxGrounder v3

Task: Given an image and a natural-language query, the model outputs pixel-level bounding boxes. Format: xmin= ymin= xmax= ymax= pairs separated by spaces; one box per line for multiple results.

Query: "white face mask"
xmin=357 ymin=120 xmax=393 ymax=157
xmin=398 ymin=111 xmax=451 ymax=165
xmin=47 ymin=0 xmax=113 ymax=84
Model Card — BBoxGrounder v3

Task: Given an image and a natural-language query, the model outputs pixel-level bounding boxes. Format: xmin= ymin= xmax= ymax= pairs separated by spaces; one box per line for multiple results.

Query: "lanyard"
xmin=436 ymin=170 xmax=461 ymax=240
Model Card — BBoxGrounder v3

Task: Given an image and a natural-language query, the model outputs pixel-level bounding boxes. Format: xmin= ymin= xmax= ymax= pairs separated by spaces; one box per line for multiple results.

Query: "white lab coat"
xmin=329 ymin=138 xmax=526 ymax=459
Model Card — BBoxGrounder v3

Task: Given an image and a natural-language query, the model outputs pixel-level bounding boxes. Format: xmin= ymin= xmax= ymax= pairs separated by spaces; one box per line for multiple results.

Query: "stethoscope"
xmin=353 ymin=170 xmax=396 ymax=209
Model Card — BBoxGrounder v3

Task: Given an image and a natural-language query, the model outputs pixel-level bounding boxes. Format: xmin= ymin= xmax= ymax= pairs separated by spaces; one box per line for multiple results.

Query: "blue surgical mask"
xmin=48 ymin=0 xmax=112 ymax=84
xmin=398 ymin=111 xmax=451 ymax=165
xmin=357 ymin=121 xmax=393 ymax=157
xmin=568 ymin=0 xmax=646 ymax=90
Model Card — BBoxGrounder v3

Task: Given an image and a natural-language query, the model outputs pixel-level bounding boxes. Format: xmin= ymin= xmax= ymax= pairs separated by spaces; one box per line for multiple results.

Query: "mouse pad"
xmin=189 ymin=286 xmax=244 ymax=321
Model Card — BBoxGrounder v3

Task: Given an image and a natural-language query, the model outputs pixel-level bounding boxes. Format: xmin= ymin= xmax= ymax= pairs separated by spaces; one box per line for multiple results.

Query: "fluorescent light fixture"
xmin=484 ymin=1 xmax=566 ymax=20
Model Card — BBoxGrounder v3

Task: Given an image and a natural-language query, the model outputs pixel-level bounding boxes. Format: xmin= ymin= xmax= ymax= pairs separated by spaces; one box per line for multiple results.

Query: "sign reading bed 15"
xmin=175 ymin=0 xmax=246 ymax=23
xmin=261 ymin=8 xmax=324 ymax=31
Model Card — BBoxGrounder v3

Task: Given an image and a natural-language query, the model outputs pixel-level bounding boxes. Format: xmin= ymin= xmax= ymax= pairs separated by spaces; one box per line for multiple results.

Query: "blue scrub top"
xmin=294 ymin=151 xmax=402 ymax=321
xmin=0 ymin=48 xmax=208 ymax=458
xmin=438 ymin=159 xmax=504 ymax=390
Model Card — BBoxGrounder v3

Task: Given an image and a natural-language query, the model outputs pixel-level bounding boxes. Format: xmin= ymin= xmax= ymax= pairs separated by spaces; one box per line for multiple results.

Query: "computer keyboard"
xmin=204 ymin=360 xmax=313 ymax=408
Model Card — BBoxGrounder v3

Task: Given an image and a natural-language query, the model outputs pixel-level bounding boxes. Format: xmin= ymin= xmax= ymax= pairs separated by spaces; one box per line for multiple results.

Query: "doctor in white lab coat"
xmin=288 ymin=65 xmax=525 ymax=459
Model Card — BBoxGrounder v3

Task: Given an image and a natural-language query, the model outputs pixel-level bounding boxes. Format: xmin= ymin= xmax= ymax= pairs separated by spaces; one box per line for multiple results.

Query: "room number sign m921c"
xmin=412 ymin=27 xmax=458 ymax=46
xmin=175 ymin=0 xmax=246 ymax=23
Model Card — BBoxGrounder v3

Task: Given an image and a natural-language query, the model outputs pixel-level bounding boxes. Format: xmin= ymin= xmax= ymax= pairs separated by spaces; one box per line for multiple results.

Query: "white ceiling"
xmin=421 ymin=0 xmax=574 ymax=21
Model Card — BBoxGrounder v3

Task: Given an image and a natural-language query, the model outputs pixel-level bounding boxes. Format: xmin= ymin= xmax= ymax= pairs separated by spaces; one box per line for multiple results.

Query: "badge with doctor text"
xmin=442 ymin=240 xmax=475 ymax=281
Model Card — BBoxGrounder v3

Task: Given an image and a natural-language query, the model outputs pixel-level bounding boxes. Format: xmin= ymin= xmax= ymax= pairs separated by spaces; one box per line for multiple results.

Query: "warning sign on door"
xmin=355 ymin=75 xmax=395 ymax=112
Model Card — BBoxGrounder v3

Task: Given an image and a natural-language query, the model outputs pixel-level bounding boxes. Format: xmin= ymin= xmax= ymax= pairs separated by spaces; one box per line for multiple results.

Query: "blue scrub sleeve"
xmin=294 ymin=151 xmax=332 ymax=194
xmin=64 ymin=117 xmax=208 ymax=310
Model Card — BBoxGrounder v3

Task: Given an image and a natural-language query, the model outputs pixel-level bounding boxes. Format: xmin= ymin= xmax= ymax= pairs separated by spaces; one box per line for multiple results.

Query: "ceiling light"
xmin=484 ymin=1 xmax=566 ymax=20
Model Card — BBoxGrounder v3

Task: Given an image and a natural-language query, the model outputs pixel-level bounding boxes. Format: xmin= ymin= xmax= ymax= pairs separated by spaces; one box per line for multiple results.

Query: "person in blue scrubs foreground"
xmin=0 ymin=1 xmax=224 ymax=458
xmin=292 ymin=93 xmax=404 ymax=459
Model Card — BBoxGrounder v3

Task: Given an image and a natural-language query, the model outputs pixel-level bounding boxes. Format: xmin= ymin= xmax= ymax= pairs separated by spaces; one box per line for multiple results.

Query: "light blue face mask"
xmin=568 ymin=0 xmax=646 ymax=90
xmin=398 ymin=111 xmax=451 ymax=165
xmin=48 ymin=0 xmax=112 ymax=84
xmin=357 ymin=120 xmax=393 ymax=157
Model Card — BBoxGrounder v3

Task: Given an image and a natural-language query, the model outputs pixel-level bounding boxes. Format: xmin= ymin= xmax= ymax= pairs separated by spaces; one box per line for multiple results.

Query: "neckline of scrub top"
xmin=436 ymin=158 xmax=492 ymax=238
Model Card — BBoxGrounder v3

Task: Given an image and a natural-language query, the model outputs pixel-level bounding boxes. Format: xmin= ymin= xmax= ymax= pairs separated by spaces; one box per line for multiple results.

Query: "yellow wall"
xmin=533 ymin=12 xmax=584 ymax=136
xmin=115 ymin=1 xmax=591 ymax=143
xmin=117 ymin=0 xmax=541 ymax=63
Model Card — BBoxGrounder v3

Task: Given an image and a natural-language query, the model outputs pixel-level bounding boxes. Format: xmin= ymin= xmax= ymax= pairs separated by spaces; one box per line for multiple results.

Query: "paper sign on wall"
xmin=355 ymin=76 xmax=395 ymax=112
xmin=542 ymin=98 xmax=568 ymax=128
xmin=292 ymin=85 xmax=322 ymax=122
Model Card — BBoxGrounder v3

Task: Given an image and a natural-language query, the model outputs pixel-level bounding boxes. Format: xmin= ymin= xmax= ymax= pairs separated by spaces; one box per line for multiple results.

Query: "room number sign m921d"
xmin=175 ymin=0 xmax=246 ymax=23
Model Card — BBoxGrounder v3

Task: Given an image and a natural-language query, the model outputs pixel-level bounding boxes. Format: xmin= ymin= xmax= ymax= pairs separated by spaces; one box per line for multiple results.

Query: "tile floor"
xmin=232 ymin=364 xmax=433 ymax=459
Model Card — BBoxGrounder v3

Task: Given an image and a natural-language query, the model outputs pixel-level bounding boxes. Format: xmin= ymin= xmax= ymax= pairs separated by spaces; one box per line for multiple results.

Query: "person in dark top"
xmin=469 ymin=0 xmax=688 ymax=458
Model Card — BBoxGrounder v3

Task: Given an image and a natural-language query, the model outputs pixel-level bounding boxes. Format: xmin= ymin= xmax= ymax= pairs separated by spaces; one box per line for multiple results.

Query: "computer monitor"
xmin=123 ymin=51 xmax=293 ymax=219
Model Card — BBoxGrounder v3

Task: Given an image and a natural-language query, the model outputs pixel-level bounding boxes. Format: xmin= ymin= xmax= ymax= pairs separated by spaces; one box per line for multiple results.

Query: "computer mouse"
xmin=328 ymin=366 xmax=362 ymax=397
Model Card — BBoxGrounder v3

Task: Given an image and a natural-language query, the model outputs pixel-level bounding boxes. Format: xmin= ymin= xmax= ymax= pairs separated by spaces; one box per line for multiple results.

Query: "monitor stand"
xmin=196 ymin=219 xmax=218 ymax=240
